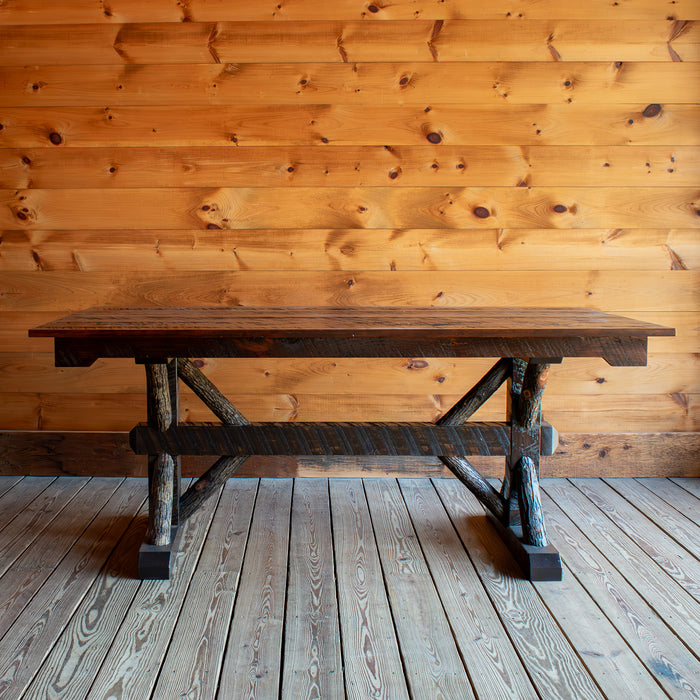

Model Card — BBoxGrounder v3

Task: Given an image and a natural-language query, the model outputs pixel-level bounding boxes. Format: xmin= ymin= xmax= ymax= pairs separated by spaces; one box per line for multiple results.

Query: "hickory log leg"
xmin=138 ymin=360 xmax=179 ymax=579
xmin=496 ymin=358 xmax=562 ymax=580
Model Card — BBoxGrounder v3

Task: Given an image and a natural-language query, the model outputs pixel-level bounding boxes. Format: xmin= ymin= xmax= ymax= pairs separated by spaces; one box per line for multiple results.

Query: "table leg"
xmin=494 ymin=358 xmax=562 ymax=580
xmin=138 ymin=361 xmax=179 ymax=579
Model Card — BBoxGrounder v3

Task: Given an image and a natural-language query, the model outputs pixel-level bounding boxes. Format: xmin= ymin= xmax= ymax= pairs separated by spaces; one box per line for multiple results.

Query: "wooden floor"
xmin=0 ymin=476 xmax=697 ymax=699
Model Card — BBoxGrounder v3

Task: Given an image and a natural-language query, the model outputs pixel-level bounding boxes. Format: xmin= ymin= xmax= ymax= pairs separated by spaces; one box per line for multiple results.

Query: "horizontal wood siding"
xmin=1 ymin=1 xmax=698 ymax=474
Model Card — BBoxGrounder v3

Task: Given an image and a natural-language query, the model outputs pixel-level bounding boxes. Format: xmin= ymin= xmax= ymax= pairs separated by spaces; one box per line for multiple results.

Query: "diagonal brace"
xmin=177 ymin=358 xmax=249 ymax=519
xmin=435 ymin=358 xmax=512 ymax=521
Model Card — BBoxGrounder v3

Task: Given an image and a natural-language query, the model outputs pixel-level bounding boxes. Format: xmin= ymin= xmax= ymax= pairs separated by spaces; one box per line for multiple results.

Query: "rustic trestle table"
xmin=30 ymin=306 xmax=675 ymax=581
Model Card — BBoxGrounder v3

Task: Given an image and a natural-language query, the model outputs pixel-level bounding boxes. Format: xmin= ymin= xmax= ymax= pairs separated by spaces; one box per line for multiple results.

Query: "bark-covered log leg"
xmin=502 ymin=358 xmax=527 ymax=525
xmin=517 ymin=455 xmax=548 ymax=547
xmin=139 ymin=361 xmax=178 ymax=579
xmin=167 ymin=359 xmax=181 ymax=528
xmin=492 ymin=358 xmax=561 ymax=580
xmin=147 ymin=452 xmax=175 ymax=545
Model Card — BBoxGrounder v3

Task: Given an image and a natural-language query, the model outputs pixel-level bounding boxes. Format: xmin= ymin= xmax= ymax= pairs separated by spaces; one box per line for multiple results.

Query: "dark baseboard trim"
xmin=1 ymin=431 xmax=698 ymax=478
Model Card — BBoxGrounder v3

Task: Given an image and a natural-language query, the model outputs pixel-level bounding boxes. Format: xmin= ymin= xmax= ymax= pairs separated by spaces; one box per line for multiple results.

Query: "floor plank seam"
xmin=326 ymin=477 xmax=348 ymax=694
xmin=145 ymin=479 xmax=228 ymax=700
xmin=360 ymin=478 xmax=412 ymax=698
xmin=205 ymin=478 xmax=261 ymax=700
xmin=397 ymin=478 xmax=481 ymax=698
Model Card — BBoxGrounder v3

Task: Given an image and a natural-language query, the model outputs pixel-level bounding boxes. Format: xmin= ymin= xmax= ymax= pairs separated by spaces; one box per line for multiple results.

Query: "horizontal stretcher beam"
xmin=130 ymin=421 xmax=558 ymax=457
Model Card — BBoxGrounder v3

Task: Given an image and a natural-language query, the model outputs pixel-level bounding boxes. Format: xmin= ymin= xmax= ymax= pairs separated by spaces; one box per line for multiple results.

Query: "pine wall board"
xmin=0 ymin=0 xmax=698 ymax=475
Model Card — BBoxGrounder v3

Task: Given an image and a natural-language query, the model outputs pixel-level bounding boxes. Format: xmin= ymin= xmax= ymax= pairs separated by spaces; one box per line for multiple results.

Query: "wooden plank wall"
xmin=0 ymin=0 xmax=698 ymax=476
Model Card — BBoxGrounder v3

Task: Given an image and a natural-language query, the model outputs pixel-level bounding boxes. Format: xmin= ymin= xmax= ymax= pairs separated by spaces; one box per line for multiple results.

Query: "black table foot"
xmin=137 ymin=525 xmax=180 ymax=579
xmin=487 ymin=513 xmax=562 ymax=581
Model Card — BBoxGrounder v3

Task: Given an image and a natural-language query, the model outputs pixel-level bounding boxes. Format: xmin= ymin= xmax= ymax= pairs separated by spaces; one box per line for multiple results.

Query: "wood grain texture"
xmin=4 ymin=186 xmax=698 ymax=230
xmin=399 ymin=478 xmax=538 ymax=698
xmin=3 ymin=147 xmax=698 ymax=189
xmin=217 ymin=478 xmax=293 ymax=700
xmin=0 ymin=476 xmax=89 ymax=580
xmin=151 ymin=479 xmax=257 ymax=700
xmin=0 ymin=477 xmax=140 ymax=698
xmin=329 ymin=479 xmax=410 ymax=700
xmin=5 ymin=354 xmax=698 ymax=396
xmin=603 ymin=477 xmax=700 ymax=558
xmin=3 ymin=271 xmax=697 ymax=313
xmin=534 ymin=489 xmax=695 ymax=699
xmin=1 ymin=391 xmax=697 ymax=433
xmin=637 ymin=477 xmax=700 ymax=525
xmin=283 ymin=479 xmax=344 ymax=700
xmin=572 ymin=478 xmax=700 ymax=600
xmin=0 ymin=0 xmax=697 ymax=446
xmin=3 ymin=229 xmax=699 ymax=273
xmin=85 ymin=478 xmax=220 ymax=700
xmin=2 ymin=63 xmax=698 ymax=107
xmin=0 ymin=1 xmax=696 ymax=24
xmin=542 ymin=479 xmax=700 ymax=647
xmin=20 ymin=480 xmax=151 ymax=700
xmin=363 ymin=478 xmax=476 ymax=699
xmin=1 ymin=21 xmax=697 ymax=64
xmin=0 ymin=475 xmax=698 ymax=700
xmin=3 ymin=431 xmax=698 ymax=478
xmin=2 ymin=104 xmax=697 ymax=147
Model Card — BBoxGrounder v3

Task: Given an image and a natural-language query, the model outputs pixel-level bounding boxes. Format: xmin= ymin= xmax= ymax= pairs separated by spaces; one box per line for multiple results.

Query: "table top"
xmin=29 ymin=306 xmax=675 ymax=340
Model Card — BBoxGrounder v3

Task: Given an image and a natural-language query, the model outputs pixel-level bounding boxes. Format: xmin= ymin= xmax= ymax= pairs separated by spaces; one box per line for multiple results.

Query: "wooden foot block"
xmin=487 ymin=513 xmax=562 ymax=581
xmin=137 ymin=525 xmax=179 ymax=579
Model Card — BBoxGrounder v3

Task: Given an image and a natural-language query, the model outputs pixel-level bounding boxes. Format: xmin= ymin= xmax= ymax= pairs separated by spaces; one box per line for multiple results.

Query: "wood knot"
xmin=368 ymin=4 xmax=380 ymax=11
xmin=426 ymin=132 xmax=442 ymax=144
xmin=473 ymin=206 xmax=490 ymax=219
xmin=48 ymin=132 xmax=62 ymax=145
xmin=553 ymin=204 xmax=568 ymax=213
xmin=642 ymin=103 xmax=662 ymax=118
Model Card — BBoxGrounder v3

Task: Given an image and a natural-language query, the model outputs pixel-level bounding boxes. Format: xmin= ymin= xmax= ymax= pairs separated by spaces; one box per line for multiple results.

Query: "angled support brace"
xmin=436 ymin=358 xmax=511 ymax=521
xmin=177 ymin=358 xmax=250 ymax=523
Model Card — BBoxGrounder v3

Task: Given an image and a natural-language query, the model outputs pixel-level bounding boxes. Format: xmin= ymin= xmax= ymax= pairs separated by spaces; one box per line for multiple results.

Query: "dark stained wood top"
xmin=29 ymin=306 xmax=675 ymax=340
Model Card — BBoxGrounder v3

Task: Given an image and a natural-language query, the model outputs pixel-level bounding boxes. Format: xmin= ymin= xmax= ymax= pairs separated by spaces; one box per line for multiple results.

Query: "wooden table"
xmin=30 ymin=306 xmax=674 ymax=581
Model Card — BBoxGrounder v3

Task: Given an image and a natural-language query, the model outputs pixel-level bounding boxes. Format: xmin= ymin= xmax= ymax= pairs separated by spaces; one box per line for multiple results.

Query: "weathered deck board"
xmin=282 ymin=478 xmax=344 ymax=699
xmin=538 ymin=489 xmax=699 ymax=698
xmin=329 ymin=478 xmax=410 ymax=700
xmin=399 ymin=478 xmax=538 ymax=699
xmin=572 ymin=478 xmax=700 ymax=600
xmin=0 ymin=476 xmax=697 ymax=700
xmin=670 ymin=478 xmax=700 ymax=499
xmin=85 ymin=479 xmax=220 ymax=700
xmin=22 ymin=482 xmax=151 ymax=700
xmin=0 ymin=477 xmax=23 ymax=501
xmin=0 ymin=477 xmax=89 ymax=580
xmin=639 ymin=477 xmax=700 ymax=526
xmin=433 ymin=477 xmax=606 ymax=699
xmin=364 ymin=478 xmax=476 ymax=699
xmin=217 ymin=478 xmax=293 ymax=700
xmin=0 ymin=478 xmax=141 ymax=699
xmin=152 ymin=478 xmax=257 ymax=700
xmin=604 ymin=477 xmax=700 ymax=558
xmin=541 ymin=479 xmax=700 ymax=653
